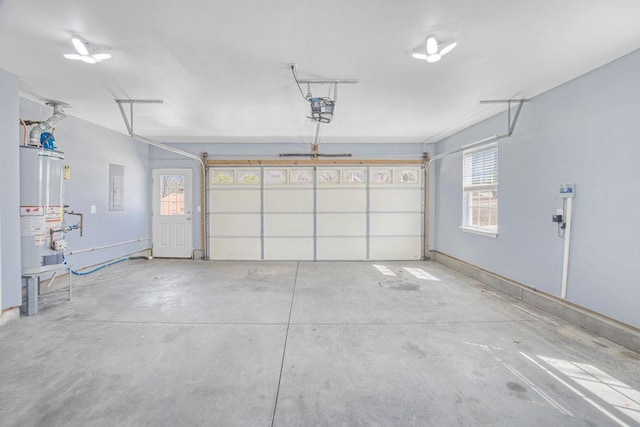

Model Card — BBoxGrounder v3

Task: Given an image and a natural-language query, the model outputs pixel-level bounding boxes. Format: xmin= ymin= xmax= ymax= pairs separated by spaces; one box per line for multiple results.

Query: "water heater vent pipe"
xmin=29 ymin=102 xmax=69 ymax=146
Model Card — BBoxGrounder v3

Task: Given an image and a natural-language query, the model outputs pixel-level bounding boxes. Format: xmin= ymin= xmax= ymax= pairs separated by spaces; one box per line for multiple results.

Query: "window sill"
xmin=459 ymin=226 xmax=498 ymax=238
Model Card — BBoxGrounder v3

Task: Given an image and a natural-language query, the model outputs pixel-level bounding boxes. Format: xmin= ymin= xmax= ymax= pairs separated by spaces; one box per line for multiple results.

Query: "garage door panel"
xmin=370 ymin=213 xmax=422 ymax=236
xmin=209 ymin=237 xmax=261 ymax=260
xmin=210 ymin=214 xmax=261 ymax=237
xmin=209 ymin=166 xmax=423 ymax=261
xmin=370 ymin=237 xmax=422 ymax=260
xmin=317 ymin=237 xmax=367 ymax=260
xmin=210 ymin=189 xmax=261 ymax=213
xmin=264 ymin=214 xmax=313 ymax=237
xmin=317 ymin=213 xmax=366 ymax=236
xmin=370 ymin=189 xmax=422 ymax=212
xmin=317 ymin=189 xmax=366 ymax=212
xmin=264 ymin=189 xmax=313 ymax=212
xmin=264 ymin=238 xmax=314 ymax=260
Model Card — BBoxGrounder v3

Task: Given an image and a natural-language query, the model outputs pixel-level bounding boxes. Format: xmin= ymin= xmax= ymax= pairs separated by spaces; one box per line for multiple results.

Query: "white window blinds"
xmin=462 ymin=144 xmax=498 ymax=233
xmin=463 ymin=145 xmax=498 ymax=191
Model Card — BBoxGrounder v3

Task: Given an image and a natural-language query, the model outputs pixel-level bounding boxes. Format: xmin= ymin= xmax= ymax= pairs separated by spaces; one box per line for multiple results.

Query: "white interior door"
xmin=152 ymin=168 xmax=193 ymax=258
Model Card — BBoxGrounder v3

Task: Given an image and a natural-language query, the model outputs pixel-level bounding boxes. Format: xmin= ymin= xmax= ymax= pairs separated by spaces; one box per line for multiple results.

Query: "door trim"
xmin=152 ymin=168 xmax=193 ymax=258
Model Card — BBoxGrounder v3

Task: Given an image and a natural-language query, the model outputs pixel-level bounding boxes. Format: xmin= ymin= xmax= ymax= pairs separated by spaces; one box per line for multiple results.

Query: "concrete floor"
xmin=1 ymin=260 xmax=639 ymax=426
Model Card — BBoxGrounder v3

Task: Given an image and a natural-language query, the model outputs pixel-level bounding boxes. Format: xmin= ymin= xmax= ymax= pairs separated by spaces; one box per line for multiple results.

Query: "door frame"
xmin=152 ymin=168 xmax=193 ymax=258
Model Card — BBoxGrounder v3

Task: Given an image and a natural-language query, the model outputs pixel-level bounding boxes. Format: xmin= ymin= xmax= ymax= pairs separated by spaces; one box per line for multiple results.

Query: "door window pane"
xmin=160 ymin=175 xmax=185 ymax=216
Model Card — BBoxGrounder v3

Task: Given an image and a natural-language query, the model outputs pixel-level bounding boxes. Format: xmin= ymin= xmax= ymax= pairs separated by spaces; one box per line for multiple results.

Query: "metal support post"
xmin=22 ymin=276 xmax=39 ymax=316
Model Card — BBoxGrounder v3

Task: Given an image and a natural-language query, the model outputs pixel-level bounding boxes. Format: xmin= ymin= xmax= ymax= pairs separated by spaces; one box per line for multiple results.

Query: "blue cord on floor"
xmin=70 ymin=257 xmax=130 ymax=276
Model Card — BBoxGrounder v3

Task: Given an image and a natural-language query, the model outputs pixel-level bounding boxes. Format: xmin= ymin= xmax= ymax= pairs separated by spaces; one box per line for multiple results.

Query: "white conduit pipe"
xmin=132 ymin=134 xmax=205 ymax=169
xmin=65 ymin=237 xmax=150 ymax=255
xmin=428 ymin=134 xmax=506 ymax=163
xmin=560 ymin=197 xmax=573 ymax=299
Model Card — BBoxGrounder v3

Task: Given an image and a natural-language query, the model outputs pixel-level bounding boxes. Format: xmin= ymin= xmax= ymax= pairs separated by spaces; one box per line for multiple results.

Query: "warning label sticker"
xmin=21 ymin=206 xmax=44 ymax=216
xmin=21 ymin=216 xmax=46 ymax=236
xmin=45 ymin=206 xmax=62 ymax=215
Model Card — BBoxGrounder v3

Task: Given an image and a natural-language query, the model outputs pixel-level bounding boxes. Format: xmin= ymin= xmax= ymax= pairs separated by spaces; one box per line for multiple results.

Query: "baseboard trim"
xmin=433 ymin=251 xmax=640 ymax=354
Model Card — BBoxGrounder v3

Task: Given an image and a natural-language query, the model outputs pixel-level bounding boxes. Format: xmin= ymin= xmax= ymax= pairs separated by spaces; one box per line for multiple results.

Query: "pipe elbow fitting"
xmin=28 ymin=112 xmax=66 ymax=146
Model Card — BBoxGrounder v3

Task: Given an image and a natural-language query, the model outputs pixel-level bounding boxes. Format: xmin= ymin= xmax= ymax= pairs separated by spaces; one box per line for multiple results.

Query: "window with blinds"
xmin=462 ymin=144 xmax=498 ymax=234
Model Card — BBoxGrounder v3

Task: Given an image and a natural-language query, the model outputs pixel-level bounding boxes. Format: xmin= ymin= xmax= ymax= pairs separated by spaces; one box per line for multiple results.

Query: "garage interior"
xmin=1 ymin=1 xmax=640 ymax=425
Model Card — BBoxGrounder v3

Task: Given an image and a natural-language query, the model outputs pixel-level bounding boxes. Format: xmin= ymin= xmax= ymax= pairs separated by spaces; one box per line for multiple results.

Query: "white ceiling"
xmin=1 ymin=1 xmax=639 ymax=144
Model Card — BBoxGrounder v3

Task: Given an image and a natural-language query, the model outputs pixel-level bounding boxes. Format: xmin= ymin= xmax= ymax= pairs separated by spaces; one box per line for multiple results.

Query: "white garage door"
xmin=208 ymin=165 xmax=423 ymax=261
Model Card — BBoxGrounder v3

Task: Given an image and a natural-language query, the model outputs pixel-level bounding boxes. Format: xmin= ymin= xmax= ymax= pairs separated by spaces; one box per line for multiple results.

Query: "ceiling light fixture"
xmin=64 ymin=37 xmax=111 ymax=64
xmin=412 ymin=35 xmax=457 ymax=63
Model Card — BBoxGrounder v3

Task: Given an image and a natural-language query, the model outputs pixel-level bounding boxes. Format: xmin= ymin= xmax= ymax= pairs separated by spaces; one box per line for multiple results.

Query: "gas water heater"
xmin=19 ymin=102 xmax=82 ymax=276
xmin=19 ymin=145 xmax=67 ymax=274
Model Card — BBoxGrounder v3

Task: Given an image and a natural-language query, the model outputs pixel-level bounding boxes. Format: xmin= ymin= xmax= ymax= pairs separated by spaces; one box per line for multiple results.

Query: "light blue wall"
xmin=0 ymin=69 xmax=21 ymax=309
xmin=432 ymin=49 xmax=640 ymax=328
xmin=19 ymin=99 xmax=150 ymax=270
xmin=151 ymin=142 xmax=432 ymax=252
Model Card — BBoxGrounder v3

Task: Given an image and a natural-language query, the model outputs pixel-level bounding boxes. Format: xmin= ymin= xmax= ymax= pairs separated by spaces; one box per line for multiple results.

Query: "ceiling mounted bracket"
xmin=279 ymin=122 xmax=352 ymax=159
xmin=112 ymin=98 xmax=204 ymax=169
xmin=282 ymin=65 xmax=357 ymax=158
xmin=290 ymin=65 xmax=358 ymax=124
xmin=298 ymin=79 xmax=358 ymax=85
xmin=479 ymin=98 xmax=530 ymax=136
xmin=114 ymin=99 xmax=164 ymax=136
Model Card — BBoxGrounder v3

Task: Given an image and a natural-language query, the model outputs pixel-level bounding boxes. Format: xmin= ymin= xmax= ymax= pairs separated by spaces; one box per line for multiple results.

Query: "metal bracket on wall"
xmin=114 ymin=99 xmax=164 ymax=137
xmin=479 ymin=99 xmax=529 ymax=136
